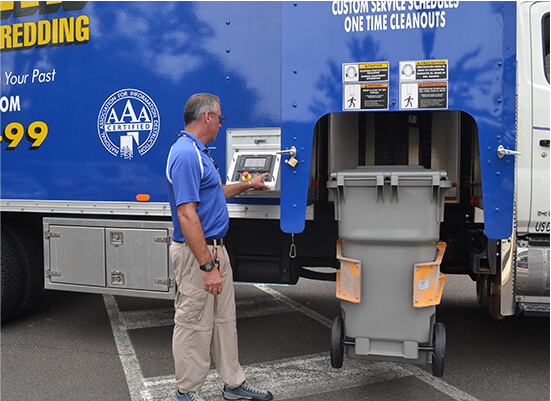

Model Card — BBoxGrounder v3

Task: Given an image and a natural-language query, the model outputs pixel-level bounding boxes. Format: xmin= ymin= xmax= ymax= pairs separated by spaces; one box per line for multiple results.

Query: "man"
xmin=166 ymin=93 xmax=273 ymax=401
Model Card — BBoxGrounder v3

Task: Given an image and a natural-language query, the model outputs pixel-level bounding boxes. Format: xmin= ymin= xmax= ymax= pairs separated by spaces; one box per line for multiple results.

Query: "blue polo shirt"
xmin=166 ymin=131 xmax=229 ymax=242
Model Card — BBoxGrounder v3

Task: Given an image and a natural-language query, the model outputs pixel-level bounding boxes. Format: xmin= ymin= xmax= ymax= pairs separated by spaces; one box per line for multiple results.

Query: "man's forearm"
xmin=223 ymin=181 xmax=251 ymax=199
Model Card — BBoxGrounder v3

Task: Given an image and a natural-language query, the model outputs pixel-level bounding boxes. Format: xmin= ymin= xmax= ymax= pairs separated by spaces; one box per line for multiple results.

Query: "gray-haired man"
xmin=166 ymin=93 xmax=273 ymax=401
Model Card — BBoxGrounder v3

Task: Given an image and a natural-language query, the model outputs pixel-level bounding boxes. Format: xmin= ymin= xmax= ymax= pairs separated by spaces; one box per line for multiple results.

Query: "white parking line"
xmin=103 ymin=294 xmax=147 ymax=401
xmin=105 ymin=286 xmax=481 ymax=401
xmin=254 ymin=285 xmax=481 ymax=401
xmin=400 ymin=365 xmax=481 ymax=401
xmin=142 ymin=352 xmax=411 ymax=400
xmin=254 ymin=285 xmax=333 ymax=328
xmin=118 ymin=297 xmax=295 ymax=330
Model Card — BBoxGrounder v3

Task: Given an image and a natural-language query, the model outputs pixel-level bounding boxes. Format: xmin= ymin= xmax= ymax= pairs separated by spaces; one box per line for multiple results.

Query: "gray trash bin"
xmin=327 ymin=166 xmax=451 ymax=377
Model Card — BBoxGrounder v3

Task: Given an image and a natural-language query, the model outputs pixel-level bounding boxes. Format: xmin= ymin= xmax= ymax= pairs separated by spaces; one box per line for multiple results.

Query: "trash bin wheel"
xmin=432 ymin=322 xmax=446 ymax=377
xmin=330 ymin=316 xmax=345 ymax=368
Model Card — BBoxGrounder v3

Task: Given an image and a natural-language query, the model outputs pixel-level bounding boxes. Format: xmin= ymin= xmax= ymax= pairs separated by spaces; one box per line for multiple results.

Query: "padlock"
xmin=286 ymin=157 xmax=298 ymax=167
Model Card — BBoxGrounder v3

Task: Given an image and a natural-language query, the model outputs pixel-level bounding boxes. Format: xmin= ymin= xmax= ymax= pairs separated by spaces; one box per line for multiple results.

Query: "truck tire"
xmin=476 ymin=274 xmax=490 ymax=308
xmin=487 ymin=273 xmax=505 ymax=320
xmin=1 ymin=230 xmax=24 ymax=321
xmin=1 ymin=223 xmax=43 ymax=322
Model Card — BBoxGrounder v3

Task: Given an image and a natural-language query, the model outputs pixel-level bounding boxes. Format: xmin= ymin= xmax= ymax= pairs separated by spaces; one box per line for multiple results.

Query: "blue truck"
xmin=1 ymin=0 xmax=549 ymax=336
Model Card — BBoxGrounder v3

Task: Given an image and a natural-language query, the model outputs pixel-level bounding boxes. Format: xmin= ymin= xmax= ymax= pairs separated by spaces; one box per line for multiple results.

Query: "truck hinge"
xmin=154 ymin=236 xmax=172 ymax=244
xmin=45 ymin=270 xmax=62 ymax=278
xmin=44 ymin=231 xmax=61 ymax=239
xmin=154 ymin=277 xmax=175 ymax=287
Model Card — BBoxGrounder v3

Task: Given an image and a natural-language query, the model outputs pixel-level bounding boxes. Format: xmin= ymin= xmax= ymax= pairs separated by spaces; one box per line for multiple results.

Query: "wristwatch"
xmin=199 ymin=260 xmax=215 ymax=272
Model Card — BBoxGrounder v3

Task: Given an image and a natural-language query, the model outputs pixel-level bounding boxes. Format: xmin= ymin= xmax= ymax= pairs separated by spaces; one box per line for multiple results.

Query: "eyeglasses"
xmin=209 ymin=111 xmax=226 ymax=124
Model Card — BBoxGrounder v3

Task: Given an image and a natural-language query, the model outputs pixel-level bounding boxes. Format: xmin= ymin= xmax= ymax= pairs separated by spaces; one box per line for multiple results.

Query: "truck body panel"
xmin=279 ymin=1 xmax=517 ymax=238
xmin=2 ymin=1 xmax=282 ymax=207
xmin=516 ymin=1 xmax=550 ymax=235
xmin=1 ymin=1 xmax=549 ymax=319
xmin=2 ymin=1 xmax=517 ymax=238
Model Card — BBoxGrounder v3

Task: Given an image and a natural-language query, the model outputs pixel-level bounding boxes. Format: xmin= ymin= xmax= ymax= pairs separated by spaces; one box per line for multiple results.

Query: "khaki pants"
xmin=170 ymin=241 xmax=246 ymax=393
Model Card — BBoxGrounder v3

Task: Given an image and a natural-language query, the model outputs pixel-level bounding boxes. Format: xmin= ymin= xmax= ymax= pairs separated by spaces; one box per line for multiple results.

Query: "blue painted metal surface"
xmin=1 ymin=1 xmax=517 ymax=239
xmin=1 ymin=1 xmax=282 ymax=201
xmin=279 ymin=1 xmax=517 ymax=239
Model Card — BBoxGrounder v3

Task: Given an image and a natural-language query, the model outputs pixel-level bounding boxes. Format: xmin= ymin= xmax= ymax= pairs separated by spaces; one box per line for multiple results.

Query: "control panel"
xmin=232 ymin=154 xmax=275 ymax=181
xmin=226 ymin=128 xmax=281 ymax=197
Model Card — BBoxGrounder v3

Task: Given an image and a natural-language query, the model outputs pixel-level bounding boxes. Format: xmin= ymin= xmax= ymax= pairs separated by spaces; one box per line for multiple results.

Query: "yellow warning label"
xmin=359 ymin=62 xmax=388 ymax=69
xmin=361 ymin=83 xmax=388 ymax=88
xmin=416 ymin=60 xmax=447 ymax=66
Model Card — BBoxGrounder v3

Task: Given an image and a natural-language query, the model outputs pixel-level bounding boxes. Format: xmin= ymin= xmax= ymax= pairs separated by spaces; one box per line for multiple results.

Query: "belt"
xmin=174 ymin=237 xmax=225 ymax=246
xmin=205 ymin=237 xmax=225 ymax=246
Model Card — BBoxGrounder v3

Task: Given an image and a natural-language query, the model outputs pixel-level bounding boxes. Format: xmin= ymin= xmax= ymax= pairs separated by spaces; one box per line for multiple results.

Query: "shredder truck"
xmin=1 ymin=0 xmax=549 ymax=331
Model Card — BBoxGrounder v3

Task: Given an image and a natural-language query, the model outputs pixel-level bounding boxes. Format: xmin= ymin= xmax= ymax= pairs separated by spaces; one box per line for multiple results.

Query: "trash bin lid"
xmin=327 ymin=166 xmax=451 ymax=189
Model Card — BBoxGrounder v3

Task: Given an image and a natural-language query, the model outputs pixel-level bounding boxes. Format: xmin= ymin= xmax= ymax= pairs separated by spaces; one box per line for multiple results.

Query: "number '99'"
xmin=1 ymin=121 xmax=48 ymax=149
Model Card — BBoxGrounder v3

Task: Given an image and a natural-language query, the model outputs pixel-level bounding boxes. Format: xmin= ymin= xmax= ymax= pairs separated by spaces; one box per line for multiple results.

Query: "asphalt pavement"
xmin=1 ymin=274 xmax=549 ymax=401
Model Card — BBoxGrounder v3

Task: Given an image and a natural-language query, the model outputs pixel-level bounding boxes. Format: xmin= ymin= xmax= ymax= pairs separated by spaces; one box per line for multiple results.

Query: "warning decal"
xmin=342 ymin=59 xmax=448 ymax=111
xmin=400 ymin=81 xmax=448 ymax=110
xmin=416 ymin=60 xmax=448 ymax=80
xmin=418 ymin=81 xmax=448 ymax=108
xmin=344 ymin=83 xmax=388 ymax=110
xmin=361 ymin=83 xmax=389 ymax=109
xmin=343 ymin=62 xmax=389 ymax=83
xmin=400 ymin=60 xmax=448 ymax=81
xmin=342 ymin=61 xmax=389 ymax=111
xmin=399 ymin=59 xmax=448 ymax=110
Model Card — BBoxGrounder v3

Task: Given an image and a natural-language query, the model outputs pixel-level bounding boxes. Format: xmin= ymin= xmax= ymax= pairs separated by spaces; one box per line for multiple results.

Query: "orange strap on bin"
xmin=336 ymin=239 xmax=362 ymax=304
xmin=413 ymin=242 xmax=447 ymax=308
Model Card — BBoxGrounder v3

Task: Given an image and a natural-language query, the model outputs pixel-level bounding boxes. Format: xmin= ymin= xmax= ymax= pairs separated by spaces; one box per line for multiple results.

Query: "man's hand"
xmin=223 ymin=172 xmax=270 ymax=199
xmin=249 ymin=172 xmax=270 ymax=190
xmin=202 ymin=268 xmax=222 ymax=295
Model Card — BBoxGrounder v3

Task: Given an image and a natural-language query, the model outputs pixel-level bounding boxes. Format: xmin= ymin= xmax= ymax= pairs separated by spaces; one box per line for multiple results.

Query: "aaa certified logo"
xmin=97 ymin=89 xmax=160 ymax=160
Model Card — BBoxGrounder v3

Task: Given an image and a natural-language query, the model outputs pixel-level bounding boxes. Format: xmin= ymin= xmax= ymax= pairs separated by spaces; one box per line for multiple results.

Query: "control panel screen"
xmin=244 ymin=157 xmax=267 ymax=168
